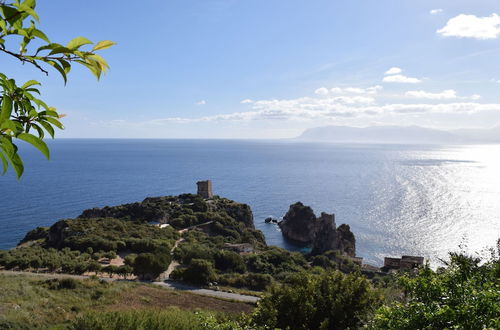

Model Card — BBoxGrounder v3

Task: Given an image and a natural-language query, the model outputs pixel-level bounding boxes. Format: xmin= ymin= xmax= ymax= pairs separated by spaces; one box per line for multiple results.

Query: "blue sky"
xmin=4 ymin=0 xmax=500 ymax=138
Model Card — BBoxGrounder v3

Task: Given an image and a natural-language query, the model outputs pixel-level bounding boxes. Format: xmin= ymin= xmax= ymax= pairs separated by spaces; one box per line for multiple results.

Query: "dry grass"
xmin=0 ymin=273 xmax=253 ymax=328
xmin=107 ymin=285 xmax=253 ymax=314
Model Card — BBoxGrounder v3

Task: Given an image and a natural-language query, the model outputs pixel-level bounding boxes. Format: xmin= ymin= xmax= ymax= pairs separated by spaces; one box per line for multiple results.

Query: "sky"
xmin=4 ymin=0 xmax=500 ymax=138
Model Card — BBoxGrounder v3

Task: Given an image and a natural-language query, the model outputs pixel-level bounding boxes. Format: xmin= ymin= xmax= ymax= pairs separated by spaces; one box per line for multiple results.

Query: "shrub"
xmin=214 ymin=251 xmax=246 ymax=273
xmin=370 ymin=251 xmax=500 ymax=329
xmin=178 ymin=259 xmax=217 ymax=285
xmin=132 ymin=252 xmax=171 ymax=280
xmin=252 ymin=270 xmax=382 ymax=329
xmin=69 ymin=308 xmax=239 ymax=330
xmin=45 ymin=278 xmax=80 ymax=290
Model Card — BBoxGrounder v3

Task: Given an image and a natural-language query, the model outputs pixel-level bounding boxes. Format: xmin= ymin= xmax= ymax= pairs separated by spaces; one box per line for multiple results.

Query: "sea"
xmin=1 ymin=139 xmax=499 ymax=266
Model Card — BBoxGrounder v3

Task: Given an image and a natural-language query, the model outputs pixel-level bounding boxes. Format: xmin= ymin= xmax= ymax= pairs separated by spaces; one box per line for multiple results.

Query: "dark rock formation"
xmin=47 ymin=220 xmax=71 ymax=248
xmin=311 ymin=221 xmax=355 ymax=257
xmin=265 ymin=217 xmax=278 ymax=223
xmin=279 ymin=202 xmax=317 ymax=243
xmin=279 ymin=202 xmax=356 ymax=256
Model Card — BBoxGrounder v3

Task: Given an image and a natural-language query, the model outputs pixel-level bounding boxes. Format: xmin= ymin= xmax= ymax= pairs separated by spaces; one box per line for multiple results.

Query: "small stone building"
xmin=383 ymin=255 xmax=424 ymax=271
xmin=197 ymin=180 xmax=213 ymax=199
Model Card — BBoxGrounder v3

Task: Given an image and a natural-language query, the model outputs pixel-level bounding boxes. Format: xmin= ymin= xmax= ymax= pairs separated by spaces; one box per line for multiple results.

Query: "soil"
xmin=107 ymin=285 xmax=254 ymax=314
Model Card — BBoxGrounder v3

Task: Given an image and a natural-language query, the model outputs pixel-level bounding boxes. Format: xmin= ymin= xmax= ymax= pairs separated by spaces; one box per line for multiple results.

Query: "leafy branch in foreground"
xmin=0 ymin=0 xmax=115 ymax=178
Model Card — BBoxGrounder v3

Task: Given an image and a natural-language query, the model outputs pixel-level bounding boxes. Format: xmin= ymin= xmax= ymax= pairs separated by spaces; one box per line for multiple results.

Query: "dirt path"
xmin=159 ymin=221 xmax=213 ymax=281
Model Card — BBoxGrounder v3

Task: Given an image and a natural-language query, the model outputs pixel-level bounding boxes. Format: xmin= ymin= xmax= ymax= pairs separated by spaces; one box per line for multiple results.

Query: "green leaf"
xmin=45 ymin=117 xmax=64 ymax=129
xmin=0 ymin=136 xmax=15 ymax=156
xmin=16 ymin=133 xmax=50 ymax=159
xmin=66 ymin=36 xmax=92 ymax=50
xmin=48 ymin=46 xmax=71 ymax=55
xmin=0 ymin=150 xmax=7 ymax=174
xmin=75 ymin=59 xmax=101 ymax=80
xmin=92 ymin=40 xmax=116 ymax=51
xmin=21 ymin=79 xmax=40 ymax=89
xmin=16 ymin=4 xmax=39 ymax=22
xmin=46 ymin=60 xmax=67 ymax=84
xmin=0 ymin=119 xmax=17 ymax=131
xmin=0 ymin=95 xmax=13 ymax=123
xmin=9 ymin=152 xmax=24 ymax=179
xmin=32 ymin=29 xmax=50 ymax=43
xmin=39 ymin=120 xmax=55 ymax=138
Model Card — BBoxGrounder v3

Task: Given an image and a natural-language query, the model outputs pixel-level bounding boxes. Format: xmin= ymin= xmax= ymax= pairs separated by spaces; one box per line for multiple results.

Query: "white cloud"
xmin=405 ymin=89 xmax=457 ymax=99
xmin=405 ymin=89 xmax=482 ymax=100
xmin=430 ymin=9 xmax=443 ymax=15
xmin=437 ymin=13 xmax=500 ymax=40
xmin=366 ymin=85 xmax=383 ymax=94
xmin=240 ymin=99 xmax=254 ymax=104
xmin=195 ymin=100 xmax=206 ymax=105
xmin=150 ymin=95 xmax=499 ymax=124
xmin=314 ymin=87 xmax=329 ymax=95
xmin=385 ymin=67 xmax=402 ymax=75
xmin=327 ymin=85 xmax=382 ymax=95
xmin=383 ymin=74 xmax=422 ymax=83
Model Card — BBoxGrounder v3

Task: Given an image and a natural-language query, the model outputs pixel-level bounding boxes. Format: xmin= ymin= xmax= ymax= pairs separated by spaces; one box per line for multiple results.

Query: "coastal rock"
xmin=47 ymin=220 xmax=71 ymax=248
xmin=311 ymin=219 xmax=355 ymax=257
xmin=279 ymin=202 xmax=356 ymax=256
xmin=278 ymin=202 xmax=318 ymax=244
xmin=217 ymin=201 xmax=255 ymax=229
xmin=264 ymin=217 xmax=278 ymax=223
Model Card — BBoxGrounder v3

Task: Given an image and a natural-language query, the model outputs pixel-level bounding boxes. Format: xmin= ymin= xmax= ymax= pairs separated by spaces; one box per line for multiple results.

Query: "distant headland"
xmin=297 ymin=125 xmax=500 ymax=144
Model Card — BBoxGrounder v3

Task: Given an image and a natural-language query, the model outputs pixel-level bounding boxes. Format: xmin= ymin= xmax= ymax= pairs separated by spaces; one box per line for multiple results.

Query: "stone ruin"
xmin=197 ymin=180 xmax=213 ymax=199
xmin=382 ymin=255 xmax=424 ymax=272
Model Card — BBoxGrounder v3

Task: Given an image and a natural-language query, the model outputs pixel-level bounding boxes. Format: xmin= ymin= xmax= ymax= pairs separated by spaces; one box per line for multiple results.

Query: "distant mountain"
xmin=297 ymin=125 xmax=500 ymax=144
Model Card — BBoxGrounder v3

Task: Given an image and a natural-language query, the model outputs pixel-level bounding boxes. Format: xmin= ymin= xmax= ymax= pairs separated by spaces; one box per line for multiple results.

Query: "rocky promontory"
xmin=278 ymin=202 xmax=356 ymax=256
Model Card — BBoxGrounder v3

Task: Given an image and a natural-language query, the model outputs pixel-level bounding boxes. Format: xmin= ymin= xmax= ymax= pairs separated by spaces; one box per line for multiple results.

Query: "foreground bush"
xmin=69 ymin=308 xmax=243 ymax=330
xmin=370 ymin=250 xmax=500 ymax=330
xmin=251 ymin=270 xmax=382 ymax=329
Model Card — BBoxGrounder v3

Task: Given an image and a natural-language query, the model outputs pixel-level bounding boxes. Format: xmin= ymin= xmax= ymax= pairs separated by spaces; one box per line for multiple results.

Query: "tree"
xmin=0 ymin=0 xmax=114 ymax=178
xmin=370 ymin=250 xmax=500 ymax=330
xmin=132 ymin=252 xmax=170 ymax=280
xmin=180 ymin=258 xmax=217 ymax=285
xmin=252 ymin=270 xmax=382 ymax=330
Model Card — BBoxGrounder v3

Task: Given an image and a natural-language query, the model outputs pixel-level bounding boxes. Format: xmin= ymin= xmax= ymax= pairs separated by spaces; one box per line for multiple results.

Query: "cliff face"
xmin=279 ymin=202 xmax=356 ymax=256
xmin=47 ymin=220 xmax=71 ymax=248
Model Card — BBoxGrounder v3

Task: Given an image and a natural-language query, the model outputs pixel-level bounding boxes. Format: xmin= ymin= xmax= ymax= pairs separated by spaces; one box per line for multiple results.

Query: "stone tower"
xmin=197 ymin=180 xmax=213 ymax=199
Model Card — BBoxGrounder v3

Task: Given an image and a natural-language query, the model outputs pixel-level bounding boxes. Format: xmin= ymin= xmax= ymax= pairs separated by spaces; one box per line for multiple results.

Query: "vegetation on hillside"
xmin=370 ymin=248 xmax=500 ymax=329
xmin=0 ymin=274 xmax=250 ymax=329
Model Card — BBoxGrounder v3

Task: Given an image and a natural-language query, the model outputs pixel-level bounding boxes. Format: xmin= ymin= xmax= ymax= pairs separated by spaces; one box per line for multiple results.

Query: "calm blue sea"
xmin=1 ymin=139 xmax=499 ymax=266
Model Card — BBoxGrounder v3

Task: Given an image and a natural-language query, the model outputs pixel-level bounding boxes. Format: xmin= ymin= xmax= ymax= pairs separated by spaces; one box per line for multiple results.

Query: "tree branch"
xmin=0 ymin=47 xmax=49 ymax=75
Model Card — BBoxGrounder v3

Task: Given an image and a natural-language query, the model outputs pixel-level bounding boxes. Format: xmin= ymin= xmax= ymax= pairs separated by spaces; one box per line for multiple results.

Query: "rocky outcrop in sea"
xmin=278 ymin=202 xmax=356 ymax=256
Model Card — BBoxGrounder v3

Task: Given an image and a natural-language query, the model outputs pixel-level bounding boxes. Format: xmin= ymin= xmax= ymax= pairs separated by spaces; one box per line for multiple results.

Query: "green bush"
xmin=218 ymin=272 xmax=273 ymax=291
xmin=132 ymin=252 xmax=171 ymax=280
xmin=252 ymin=270 xmax=382 ymax=329
xmin=214 ymin=251 xmax=246 ymax=273
xmin=370 ymin=251 xmax=500 ymax=330
xmin=176 ymin=259 xmax=217 ymax=285
xmin=69 ymin=308 xmax=241 ymax=330
xmin=44 ymin=278 xmax=80 ymax=290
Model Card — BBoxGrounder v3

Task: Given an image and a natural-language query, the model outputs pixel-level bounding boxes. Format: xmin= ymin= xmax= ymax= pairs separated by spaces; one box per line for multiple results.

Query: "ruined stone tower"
xmin=197 ymin=180 xmax=213 ymax=199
